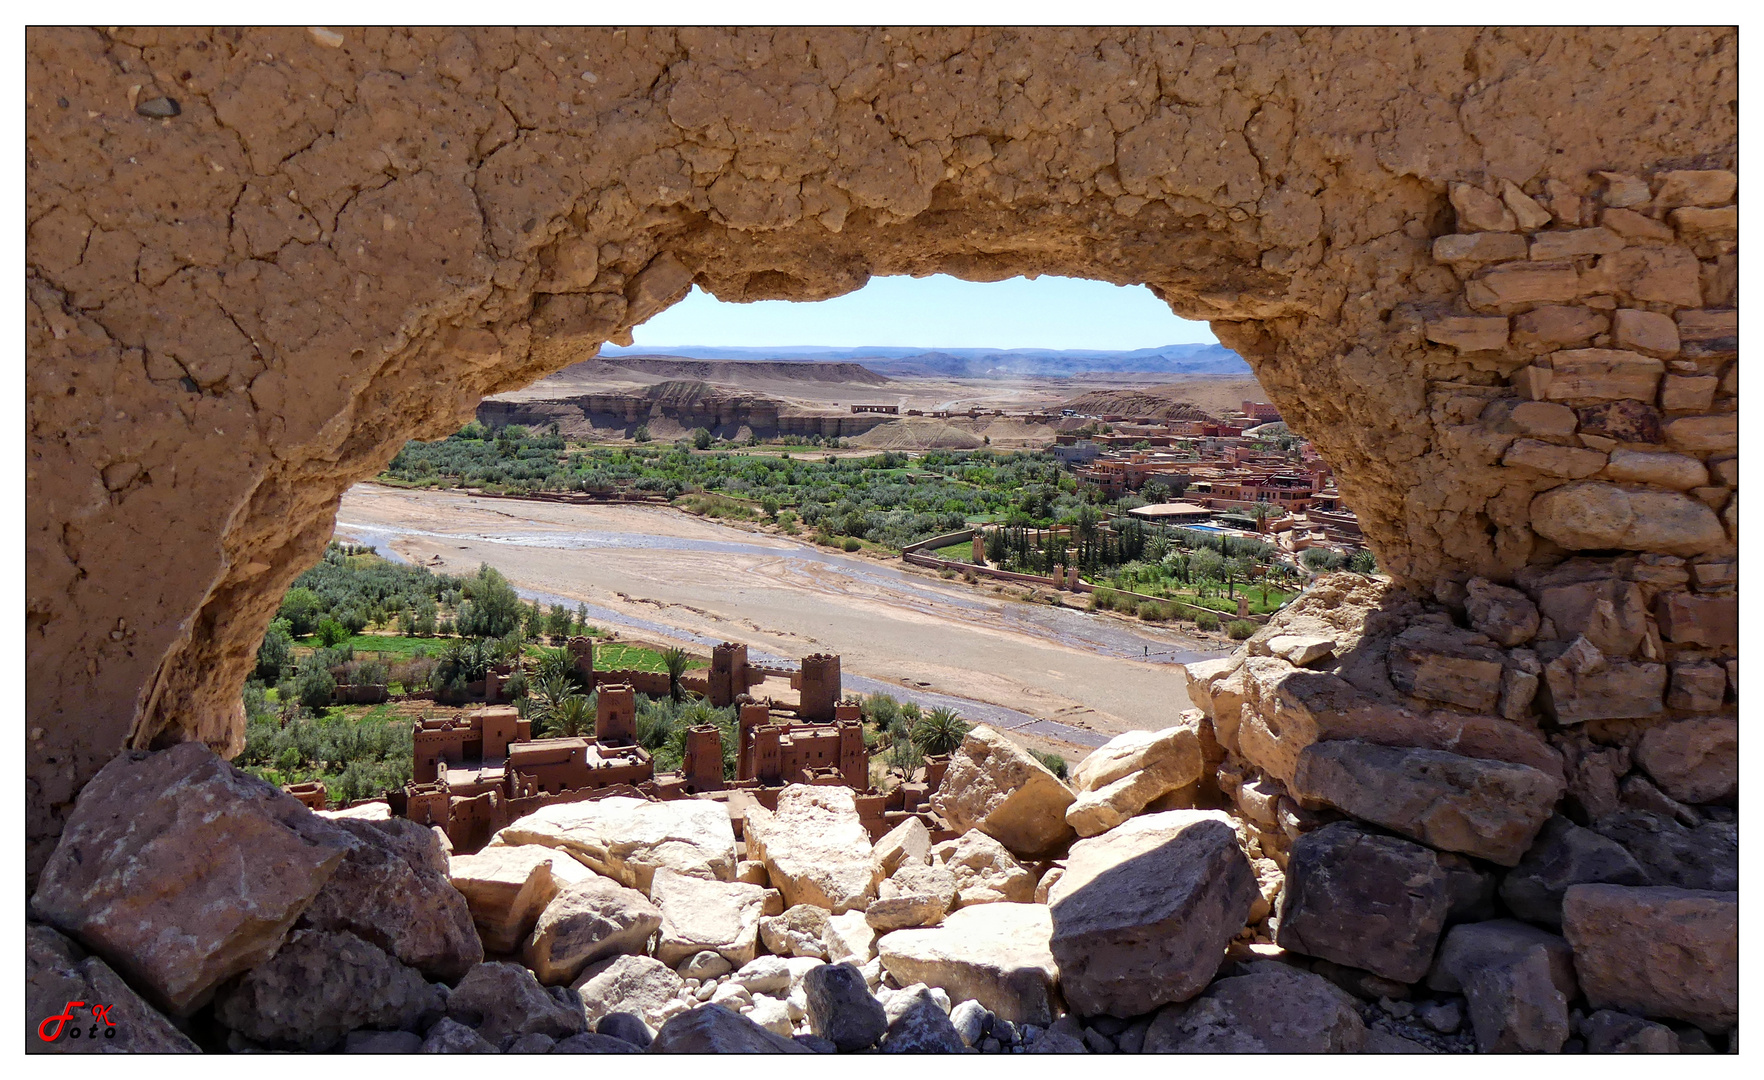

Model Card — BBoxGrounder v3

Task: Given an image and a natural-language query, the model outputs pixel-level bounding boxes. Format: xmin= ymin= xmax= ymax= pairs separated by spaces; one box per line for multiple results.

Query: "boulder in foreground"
xmin=490 ymin=796 xmax=738 ymax=892
xmin=744 ymin=785 xmax=878 ymax=913
xmin=1143 ymin=962 xmax=1366 ymax=1052
xmin=877 ymin=902 xmax=1058 ymax=1025
xmin=25 ymin=923 xmax=200 ymax=1053
xmin=650 ymin=1004 xmax=812 ymax=1053
xmin=930 ymin=726 xmax=1076 ymax=858
xmin=1562 ymin=884 xmax=1737 ymax=1031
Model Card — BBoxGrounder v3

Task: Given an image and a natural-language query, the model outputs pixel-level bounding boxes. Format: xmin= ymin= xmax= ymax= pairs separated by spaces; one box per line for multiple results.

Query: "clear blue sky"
xmin=630 ymin=274 xmax=1218 ymax=350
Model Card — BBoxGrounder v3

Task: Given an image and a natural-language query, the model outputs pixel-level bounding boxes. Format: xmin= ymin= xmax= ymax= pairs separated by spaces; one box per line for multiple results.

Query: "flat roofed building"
xmin=1128 ymin=501 xmax=1215 ymax=523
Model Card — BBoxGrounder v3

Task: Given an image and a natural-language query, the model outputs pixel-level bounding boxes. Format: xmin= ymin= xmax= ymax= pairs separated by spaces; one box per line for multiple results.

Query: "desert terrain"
xmin=335 ymin=483 xmax=1230 ymax=760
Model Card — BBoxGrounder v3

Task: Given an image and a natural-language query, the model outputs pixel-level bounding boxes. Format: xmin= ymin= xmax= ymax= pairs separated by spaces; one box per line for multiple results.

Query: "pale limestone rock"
xmin=866 ymin=859 xmax=958 ymax=931
xmin=1049 ymin=810 xmax=1255 ymax=1016
xmin=933 ymin=830 xmax=1035 ymax=907
xmin=1065 ymin=723 xmax=1204 ymax=837
xmin=317 ymin=800 xmax=391 ymax=821
xmin=876 ymin=903 xmax=1058 ymax=1025
xmin=522 ymin=874 xmax=661 ymax=985
xmin=823 ymin=908 xmax=879 ymax=964
xmin=871 ymin=816 xmax=932 ymax=878
xmin=758 ymin=904 xmax=831 ymax=958
xmin=929 ymin=725 xmax=1076 ymax=858
xmin=449 ymin=844 xmax=594 ymax=954
xmin=571 ymin=953 xmax=686 ymax=1028
xmin=488 ymin=796 xmax=738 ymax=893
xmin=1266 ymin=633 xmax=1338 ymax=666
xmin=1530 ymin=482 xmax=1727 ymax=555
xmin=743 ymin=784 xmax=877 ymax=913
xmin=650 ymin=867 xmax=767 ymax=967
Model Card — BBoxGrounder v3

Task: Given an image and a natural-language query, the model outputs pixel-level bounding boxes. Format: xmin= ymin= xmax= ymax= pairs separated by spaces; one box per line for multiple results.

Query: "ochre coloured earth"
xmin=25 ymin=27 xmax=1737 ymax=876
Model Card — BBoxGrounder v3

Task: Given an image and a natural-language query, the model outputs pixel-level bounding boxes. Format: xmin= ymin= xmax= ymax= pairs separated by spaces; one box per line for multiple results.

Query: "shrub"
xmin=255 ymin=618 xmax=294 ymax=682
xmin=632 ymin=425 xmax=651 ymax=443
xmin=293 ymin=659 xmax=337 ymax=709
xmin=1135 ymin=600 xmax=1162 ymax=621
xmin=314 ymin=618 xmax=349 ymax=648
xmin=1227 ymin=619 xmax=1258 ymax=640
xmin=278 ymin=587 xmax=324 ymax=637
xmin=1348 ymin=549 xmax=1378 ymax=575
xmin=1194 ymin=611 xmax=1221 ymax=632
xmin=841 ymin=537 xmax=861 ymax=552
xmin=1030 ymin=748 xmax=1069 ymax=780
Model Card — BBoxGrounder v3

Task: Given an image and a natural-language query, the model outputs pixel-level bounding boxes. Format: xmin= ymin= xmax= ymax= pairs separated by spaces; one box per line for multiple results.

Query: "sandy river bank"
xmin=335 ymin=484 xmax=1228 ymax=758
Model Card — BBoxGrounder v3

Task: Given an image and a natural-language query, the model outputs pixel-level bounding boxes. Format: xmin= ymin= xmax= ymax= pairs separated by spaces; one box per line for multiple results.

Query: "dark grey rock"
xmin=949 ymin=998 xmax=991 ymax=1045
xmin=25 ymin=923 xmax=200 ymax=1054
xmin=505 ymin=1032 xmax=555 ymax=1053
xmin=650 ymin=1005 xmax=811 ymax=1053
xmin=1500 ymin=815 xmax=1648 ymax=927
xmin=420 ymin=1017 xmax=497 ymax=1053
xmin=1583 ymin=1010 xmax=1680 ymax=1053
xmin=880 ymin=987 xmax=967 ymax=1053
xmin=551 ymin=1032 xmax=644 ymax=1053
xmin=1415 ymin=998 xmax=1463 ymax=1034
xmin=1082 ymin=1028 xmax=1115 ymax=1053
xmin=445 ymin=962 xmax=586 ymax=1046
xmin=344 ymin=1029 xmax=424 ymax=1053
xmin=1144 ymin=962 xmax=1366 ymax=1052
xmin=793 ymin=1033 xmax=839 ymax=1053
xmin=1591 ymin=811 xmax=1738 ymax=891
xmin=804 ymin=961 xmax=888 ymax=1051
xmin=212 ymin=930 xmax=441 ymax=1052
xmin=1113 ymin=1017 xmax=1150 ymax=1053
xmin=136 ymin=96 xmax=181 ymax=118
xmin=1462 ymin=948 xmax=1569 ymax=1052
xmin=1276 ymin=821 xmax=1455 ymax=983
xmin=594 ymin=1011 xmax=653 ymax=1049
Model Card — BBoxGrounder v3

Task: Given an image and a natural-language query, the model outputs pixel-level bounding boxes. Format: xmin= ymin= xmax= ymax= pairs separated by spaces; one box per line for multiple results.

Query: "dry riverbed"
xmin=335 ymin=484 xmax=1228 ymax=759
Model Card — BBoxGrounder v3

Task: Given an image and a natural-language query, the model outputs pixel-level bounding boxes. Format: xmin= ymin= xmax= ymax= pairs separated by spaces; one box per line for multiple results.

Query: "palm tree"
xmin=529 ymin=674 xmax=575 ymax=732
xmin=661 ymin=647 xmax=689 ymax=703
xmin=911 ymin=706 xmax=971 ymax=757
xmin=550 ymin=693 xmax=593 ymax=738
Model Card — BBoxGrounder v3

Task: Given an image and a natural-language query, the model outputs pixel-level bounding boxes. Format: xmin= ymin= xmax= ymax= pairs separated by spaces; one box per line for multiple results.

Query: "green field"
xmin=592 ymin=641 xmax=708 ymax=673
xmin=293 ymin=633 xmax=454 ymax=658
xmin=929 ymin=540 xmax=976 ymax=562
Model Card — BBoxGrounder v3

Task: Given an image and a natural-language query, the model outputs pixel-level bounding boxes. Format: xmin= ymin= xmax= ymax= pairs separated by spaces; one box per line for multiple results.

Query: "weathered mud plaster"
xmin=25 ymin=27 xmax=1736 ymax=874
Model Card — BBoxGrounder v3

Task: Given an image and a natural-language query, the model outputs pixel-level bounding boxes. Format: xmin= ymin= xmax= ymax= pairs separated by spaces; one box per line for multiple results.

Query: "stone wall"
xmin=25 ymin=27 xmax=1736 ymax=873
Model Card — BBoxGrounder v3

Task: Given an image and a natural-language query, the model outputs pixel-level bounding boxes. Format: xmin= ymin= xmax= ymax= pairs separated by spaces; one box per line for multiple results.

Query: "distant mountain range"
xmin=597 ymin=343 xmax=1250 ymax=379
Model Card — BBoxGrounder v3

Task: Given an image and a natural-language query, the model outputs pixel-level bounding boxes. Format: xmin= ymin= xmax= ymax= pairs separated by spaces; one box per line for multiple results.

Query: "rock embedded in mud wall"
xmin=1538 ymin=636 xmax=1667 ymax=723
xmin=1588 ymin=810 xmax=1738 ymax=891
xmin=211 ymin=929 xmax=443 ymax=1052
xmin=1289 ymin=741 xmax=1563 ymax=866
xmin=1047 ymin=810 xmax=1255 ymax=1017
xmin=1142 ymin=962 xmax=1367 ymax=1053
xmin=1496 ymin=815 xmax=1648 ymax=928
xmin=929 ymin=725 xmax=1075 ymax=859
xmin=488 ymin=795 xmax=738 ymax=892
xmin=649 ymin=867 xmax=768 ymax=967
xmin=522 ymin=875 xmax=663 ymax=986
xmin=1064 ymin=723 xmax=1204 ymax=838
xmin=25 ymin=923 xmax=200 ymax=1054
xmin=295 ymin=815 xmax=483 ymax=983
xmin=743 ymin=784 xmax=878 ymax=914
xmin=1634 ymin=716 xmax=1738 ymax=804
xmin=28 ymin=743 xmax=354 ymax=1016
xmin=1274 ymin=821 xmax=1459 ymax=984
xmin=1562 ymin=884 xmax=1738 ymax=1032
xmin=876 ymin=903 xmax=1059 ymax=1026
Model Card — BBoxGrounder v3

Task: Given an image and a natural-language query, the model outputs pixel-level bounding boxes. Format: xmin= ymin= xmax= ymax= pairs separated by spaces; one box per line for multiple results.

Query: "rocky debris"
xmin=1498 ymin=815 xmax=1648 ymax=927
xmin=344 ymin=1030 xmax=424 ymax=1053
xmin=1144 ymin=962 xmax=1367 ymax=1052
xmin=933 ymin=829 xmax=1035 ymax=906
xmin=879 ymin=986 xmax=967 ymax=1053
xmin=1464 ymin=578 xmax=1541 ymax=645
xmin=650 ymin=1004 xmax=812 ymax=1053
xmin=25 ymin=923 xmax=200 ymax=1053
xmin=759 ymin=904 xmax=831 ymax=958
xmin=878 ymin=902 xmax=1058 ymax=1025
xmin=1582 ymin=1010 xmax=1682 ymax=1053
xmin=871 ymin=816 xmax=932 ymax=877
xmin=650 ymin=866 xmax=768 ymax=966
xmin=212 ymin=929 xmax=441 ymax=1051
xmin=803 ymin=961 xmax=888 ymax=1051
xmin=1364 ymin=1028 xmax=1438 ymax=1052
xmin=297 ymin=816 xmax=482 ymax=982
xmin=1590 ymin=810 xmax=1738 ymax=890
xmin=490 ymin=796 xmax=738 ymax=892
xmin=572 ymin=954 xmax=685 ymax=1028
xmin=1415 ymin=998 xmax=1463 ymax=1034
xmin=1275 ymin=821 xmax=1456 ymax=983
xmin=29 ymin=744 xmax=354 ymax=1016
xmin=867 ymin=858 xmax=958 ymax=931
xmin=553 ymin=1030 xmax=648 ymax=1052
xmin=596 ymin=1011 xmax=654 ymax=1049
xmin=679 ymin=949 xmax=733 ymax=980
xmin=1562 ymin=884 xmax=1737 ymax=1032
xmin=930 ymin=725 xmax=1076 ymax=858
xmin=1049 ymin=810 xmax=1254 ymax=1017
xmin=1290 ymin=741 xmax=1562 ymax=865
xmin=449 ymin=844 xmax=595 ymax=954
xmin=823 ymin=908 xmax=879 ymax=964
xmin=420 ymin=1017 xmax=498 ymax=1053
xmin=746 ymin=993 xmax=794 ymax=1036
xmin=522 ymin=874 xmax=662 ymax=985
xmin=744 ymin=785 xmax=877 ymax=913
xmin=446 ymin=961 xmax=587 ymax=1046
xmin=1065 ymin=723 xmax=1204 ymax=837
xmin=1634 ymin=717 xmax=1737 ymax=804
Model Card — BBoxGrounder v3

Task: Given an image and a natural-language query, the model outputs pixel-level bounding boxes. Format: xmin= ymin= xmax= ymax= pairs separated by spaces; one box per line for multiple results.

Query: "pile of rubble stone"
xmin=24 ymin=575 xmax=1735 ymax=1053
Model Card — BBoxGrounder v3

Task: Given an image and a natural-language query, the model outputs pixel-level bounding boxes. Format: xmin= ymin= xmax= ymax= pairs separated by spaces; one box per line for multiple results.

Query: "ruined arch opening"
xmin=28 ymin=26 xmax=1737 ymax=975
